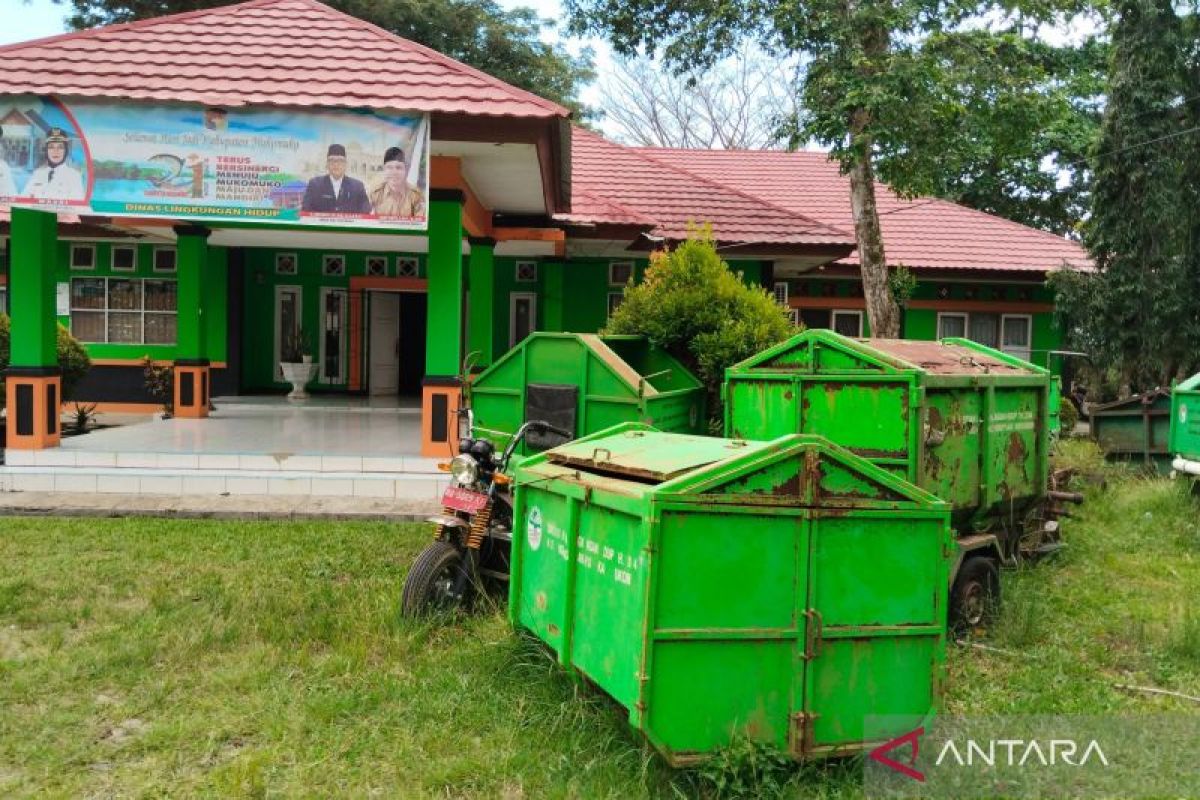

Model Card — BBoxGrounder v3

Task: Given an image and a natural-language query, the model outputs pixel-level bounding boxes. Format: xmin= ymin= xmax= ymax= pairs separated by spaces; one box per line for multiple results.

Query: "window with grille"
xmin=70 ymin=277 xmax=177 ymax=344
xmin=275 ymin=252 xmax=298 ymax=275
xmin=366 ymin=256 xmax=388 ymax=277
xmin=773 ymin=282 xmax=789 ymax=305
xmin=322 ymin=254 xmax=346 ymax=276
xmin=396 ymin=257 xmax=419 ymax=278
xmin=515 ymin=261 xmax=537 ymax=282
xmin=70 ymin=244 xmax=95 ymax=270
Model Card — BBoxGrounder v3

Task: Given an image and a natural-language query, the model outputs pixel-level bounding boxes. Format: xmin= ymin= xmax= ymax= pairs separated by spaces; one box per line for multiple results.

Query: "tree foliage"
xmin=47 ymin=0 xmax=595 ymax=117
xmin=601 ymin=47 xmax=802 ymax=149
xmin=1051 ymin=0 xmax=1200 ymax=394
xmin=603 ymin=229 xmax=796 ymax=417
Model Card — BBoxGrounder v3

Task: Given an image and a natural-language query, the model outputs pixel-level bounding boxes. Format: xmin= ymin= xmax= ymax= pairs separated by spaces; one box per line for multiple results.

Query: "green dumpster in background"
xmin=1170 ymin=373 xmax=1200 ymax=480
xmin=510 ymin=423 xmax=952 ymax=764
xmin=469 ymin=333 xmax=704 ymax=455
xmin=1091 ymin=389 xmax=1174 ymax=473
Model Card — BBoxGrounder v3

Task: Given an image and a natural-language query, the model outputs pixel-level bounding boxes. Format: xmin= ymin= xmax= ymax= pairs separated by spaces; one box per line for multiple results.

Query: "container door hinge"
xmin=790 ymin=712 xmax=818 ymax=756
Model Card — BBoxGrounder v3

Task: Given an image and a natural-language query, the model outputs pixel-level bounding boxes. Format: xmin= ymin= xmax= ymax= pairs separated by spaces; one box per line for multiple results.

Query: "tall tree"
xmin=47 ymin=0 xmax=595 ymax=117
xmin=567 ymin=0 xmax=1099 ymax=336
xmin=601 ymin=47 xmax=802 ymax=149
xmin=1052 ymin=0 xmax=1198 ymax=392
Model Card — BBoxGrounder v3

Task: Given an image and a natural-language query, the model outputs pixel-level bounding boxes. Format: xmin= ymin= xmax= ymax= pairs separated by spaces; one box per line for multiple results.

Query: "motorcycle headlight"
xmin=449 ymin=453 xmax=478 ymax=485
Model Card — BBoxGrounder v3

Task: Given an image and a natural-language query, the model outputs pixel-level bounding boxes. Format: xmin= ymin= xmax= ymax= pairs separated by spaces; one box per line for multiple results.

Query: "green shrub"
xmin=0 ymin=314 xmax=92 ymax=405
xmin=604 ymin=228 xmax=796 ymax=419
xmin=1059 ymin=395 xmax=1080 ymax=434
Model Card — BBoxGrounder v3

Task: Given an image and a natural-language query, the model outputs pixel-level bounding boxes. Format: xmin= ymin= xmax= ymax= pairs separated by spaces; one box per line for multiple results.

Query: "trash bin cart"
xmin=470 ymin=333 xmax=705 ymax=455
xmin=1091 ymin=388 xmax=1174 ymax=473
xmin=1171 ymin=373 xmax=1200 ymax=480
xmin=509 ymin=423 xmax=952 ymax=765
xmin=724 ymin=331 xmax=1053 ymax=542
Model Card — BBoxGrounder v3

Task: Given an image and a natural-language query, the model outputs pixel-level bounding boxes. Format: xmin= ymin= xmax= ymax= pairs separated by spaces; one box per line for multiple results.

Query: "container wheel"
xmin=950 ymin=556 xmax=1000 ymax=634
xmin=400 ymin=540 xmax=467 ymax=617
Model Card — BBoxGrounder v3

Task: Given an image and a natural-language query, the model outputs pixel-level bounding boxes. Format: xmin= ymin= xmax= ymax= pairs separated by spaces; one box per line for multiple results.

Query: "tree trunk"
xmin=847 ymin=120 xmax=900 ymax=338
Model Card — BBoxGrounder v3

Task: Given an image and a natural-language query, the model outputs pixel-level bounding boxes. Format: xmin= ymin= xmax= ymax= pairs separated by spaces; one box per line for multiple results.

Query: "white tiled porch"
xmin=1 ymin=397 xmax=448 ymax=501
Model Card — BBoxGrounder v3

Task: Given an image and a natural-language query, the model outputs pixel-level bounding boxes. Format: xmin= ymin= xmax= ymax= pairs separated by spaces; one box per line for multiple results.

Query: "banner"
xmin=0 ymin=95 xmax=429 ymax=229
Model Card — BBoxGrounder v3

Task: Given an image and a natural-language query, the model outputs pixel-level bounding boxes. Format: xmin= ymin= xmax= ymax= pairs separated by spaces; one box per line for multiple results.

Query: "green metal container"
xmin=510 ymin=423 xmax=951 ymax=765
xmin=1170 ymin=373 xmax=1200 ymax=478
xmin=723 ymin=331 xmax=1052 ymax=533
xmin=469 ymin=333 xmax=704 ymax=455
xmin=1090 ymin=389 xmax=1173 ymax=474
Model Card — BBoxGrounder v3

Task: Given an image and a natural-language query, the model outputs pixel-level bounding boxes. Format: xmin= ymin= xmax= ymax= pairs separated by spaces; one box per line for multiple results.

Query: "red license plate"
xmin=442 ymin=485 xmax=489 ymax=513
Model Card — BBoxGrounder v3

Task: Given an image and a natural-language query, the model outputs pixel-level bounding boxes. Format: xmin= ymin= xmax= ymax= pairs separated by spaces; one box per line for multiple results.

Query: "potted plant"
xmin=279 ymin=327 xmax=317 ymax=399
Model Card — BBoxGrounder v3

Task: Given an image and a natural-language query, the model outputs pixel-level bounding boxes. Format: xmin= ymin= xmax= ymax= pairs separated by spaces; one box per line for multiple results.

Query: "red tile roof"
xmin=0 ymin=0 xmax=567 ymax=119
xmin=564 ymin=128 xmax=854 ymax=248
xmin=639 ymin=148 xmax=1090 ymax=273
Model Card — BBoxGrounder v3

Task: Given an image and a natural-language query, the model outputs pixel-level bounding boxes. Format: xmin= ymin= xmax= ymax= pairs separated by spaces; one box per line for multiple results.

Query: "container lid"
xmin=545 ymin=429 xmax=767 ymax=482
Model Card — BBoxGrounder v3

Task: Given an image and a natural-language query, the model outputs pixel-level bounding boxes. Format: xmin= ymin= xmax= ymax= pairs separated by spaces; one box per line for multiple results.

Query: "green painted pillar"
xmin=425 ymin=193 xmax=465 ymax=376
xmin=8 ymin=207 xmax=58 ymax=368
xmin=5 ymin=207 xmax=62 ymax=449
xmin=422 ymin=191 xmax=465 ymax=457
xmin=542 ymin=260 xmax=565 ymax=332
xmin=172 ymin=225 xmax=211 ymax=418
xmin=174 ymin=225 xmax=209 ymax=361
xmin=467 ymin=236 xmax=496 ymax=368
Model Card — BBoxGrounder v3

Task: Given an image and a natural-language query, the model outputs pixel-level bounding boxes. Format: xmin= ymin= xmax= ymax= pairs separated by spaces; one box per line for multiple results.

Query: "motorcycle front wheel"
xmin=400 ymin=540 xmax=468 ymax=617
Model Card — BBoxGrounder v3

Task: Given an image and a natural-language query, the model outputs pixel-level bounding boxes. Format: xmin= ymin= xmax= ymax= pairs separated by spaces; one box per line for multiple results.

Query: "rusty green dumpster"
xmin=469 ymin=333 xmax=704 ymax=455
xmin=509 ymin=423 xmax=952 ymax=765
xmin=1091 ymin=389 xmax=1174 ymax=473
xmin=1171 ymin=373 xmax=1200 ymax=482
xmin=724 ymin=331 xmax=1052 ymax=538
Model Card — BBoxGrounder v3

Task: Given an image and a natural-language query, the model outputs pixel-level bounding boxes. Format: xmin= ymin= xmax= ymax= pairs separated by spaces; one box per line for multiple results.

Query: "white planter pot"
xmin=280 ymin=361 xmax=318 ymax=400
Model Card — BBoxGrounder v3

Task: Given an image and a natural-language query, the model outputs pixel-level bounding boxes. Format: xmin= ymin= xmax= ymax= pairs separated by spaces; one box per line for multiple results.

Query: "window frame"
xmin=831 ymin=309 xmax=864 ymax=337
xmin=152 ymin=246 xmax=177 ymax=274
xmin=69 ymin=276 xmax=178 ymax=345
xmin=110 ymin=245 xmax=137 ymax=272
xmin=1000 ymin=313 xmax=1033 ymax=361
xmin=936 ymin=311 xmax=969 ymax=340
xmin=514 ymin=261 xmax=538 ymax=283
xmin=318 ymin=286 xmax=349 ymax=384
xmin=365 ymin=255 xmax=388 ymax=278
xmin=70 ymin=244 xmax=96 ymax=271
xmin=275 ymin=252 xmax=298 ymax=276
xmin=396 ymin=256 xmax=419 ymax=278
xmin=322 ymin=254 xmax=346 ymax=277
xmin=509 ymin=291 xmax=537 ymax=348
xmin=608 ymin=260 xmax=634 ymax=287
xmin=773 ymin=281 xmax=789 ymax=306
xmin=607 ymin=291 xmax=623 ymax=316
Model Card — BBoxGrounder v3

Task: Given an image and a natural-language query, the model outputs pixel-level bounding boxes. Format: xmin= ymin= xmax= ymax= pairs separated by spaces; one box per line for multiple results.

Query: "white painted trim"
xmin=509 ymin=291 xmax=537 ymax=348
xmin=152 ymin=245 xmax=177 ymax=273
xmin=318 ymin=287 xmax=349 ymax=385
xmin=273 ymin=284 xmax=302 ymax=382
xmin=831 ymin=308 xmax=863 ymax=337
xmin=69 ymin=243 xmax=96 ymax=270
xmin=937 ymin=311 xmax=968 ymax=340
xmin=609 ymin=260 xmax=634 ymax=286
xmin=773 ymin=281 xmax=789 ymax=305
xmin=1000 ymin=313 xmax=1033 ymax=360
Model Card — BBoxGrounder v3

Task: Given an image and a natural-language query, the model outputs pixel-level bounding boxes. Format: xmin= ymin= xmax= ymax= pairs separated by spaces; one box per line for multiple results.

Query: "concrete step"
xmin=4 ymin=448 xmax=441 ymax=474
xmin=0 ymin=465 xmax=449 ymax=500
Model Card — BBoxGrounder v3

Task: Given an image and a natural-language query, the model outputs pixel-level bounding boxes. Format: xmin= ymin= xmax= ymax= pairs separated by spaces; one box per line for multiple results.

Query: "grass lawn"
xmin=1 ymin=443 xmax=1198 ymax=798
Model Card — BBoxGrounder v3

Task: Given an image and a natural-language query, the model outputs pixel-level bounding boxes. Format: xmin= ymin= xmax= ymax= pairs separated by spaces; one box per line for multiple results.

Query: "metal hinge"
xmin=790 ymin=711 xmax=818 ymax=756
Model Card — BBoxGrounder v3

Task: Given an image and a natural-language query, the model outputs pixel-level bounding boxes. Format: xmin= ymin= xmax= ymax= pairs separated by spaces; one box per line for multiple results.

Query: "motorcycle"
xmin=400 ymin=409 xmax=571 ymax=616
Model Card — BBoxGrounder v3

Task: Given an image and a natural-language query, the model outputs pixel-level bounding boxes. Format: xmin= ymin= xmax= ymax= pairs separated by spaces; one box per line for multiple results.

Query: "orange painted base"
xmin=173 ymin=364 xmax=210 ymax=419
xmin=4 ymin=374 xmax=62 ymax=449
xmin=421 ymin=382 xmax=462 ymax=458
